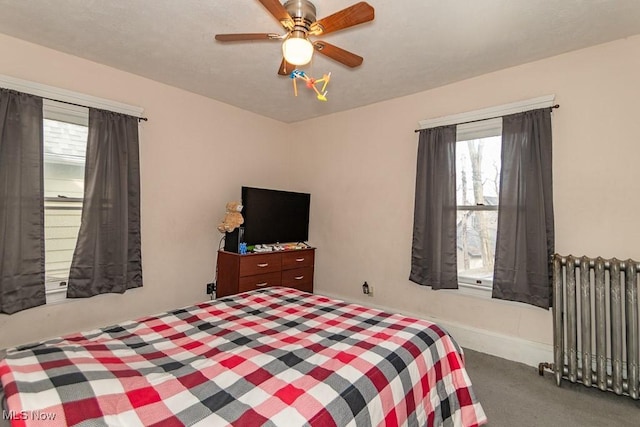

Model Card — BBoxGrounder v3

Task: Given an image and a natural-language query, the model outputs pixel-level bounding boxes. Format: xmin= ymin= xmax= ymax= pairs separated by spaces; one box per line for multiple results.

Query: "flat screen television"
xmin=225 ymin=186 xmax=310 ymax=251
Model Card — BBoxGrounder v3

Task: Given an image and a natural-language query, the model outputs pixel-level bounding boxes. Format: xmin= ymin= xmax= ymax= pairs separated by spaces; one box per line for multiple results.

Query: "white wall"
xmin=290 ymin=35 xmax=640 ymax=361
xmin=0 ymin=34 xmax=291 ymax=349
xmin=2 ymin=32 xmax=640 ymax=365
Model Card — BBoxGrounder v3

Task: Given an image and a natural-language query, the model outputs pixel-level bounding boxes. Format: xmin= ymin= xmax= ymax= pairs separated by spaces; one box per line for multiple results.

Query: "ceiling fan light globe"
xmin=282 ymin=37 xmax=314 ymax=66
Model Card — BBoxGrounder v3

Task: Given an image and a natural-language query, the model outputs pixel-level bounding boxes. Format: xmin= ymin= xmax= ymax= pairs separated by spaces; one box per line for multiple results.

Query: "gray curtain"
xmin=0 ymin=89 xmax=46 ymax=314
xmin=493 ymin=108 xmax=554 ymax=308
xmin=410 ymin=125 xmax=458 ymax=289
xmin=67 ymin=109 xmax=142 ymax=298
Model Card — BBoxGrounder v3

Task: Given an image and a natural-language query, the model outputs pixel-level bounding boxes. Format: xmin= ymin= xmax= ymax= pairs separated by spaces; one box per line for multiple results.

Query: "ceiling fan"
xmin=215 ymin=0 xmax=374 ymax=76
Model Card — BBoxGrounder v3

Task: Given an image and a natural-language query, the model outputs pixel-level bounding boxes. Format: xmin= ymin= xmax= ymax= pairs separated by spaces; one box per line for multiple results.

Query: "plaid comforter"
xmin=0 ymin=287 xmax=487 ymax=427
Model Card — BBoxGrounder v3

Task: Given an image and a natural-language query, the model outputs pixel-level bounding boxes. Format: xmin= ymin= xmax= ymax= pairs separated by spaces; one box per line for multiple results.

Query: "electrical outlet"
xmin=362 ymin=281 xmax=373 ymax=296
xmin=206 ymin=283 xmax=215 ymax=294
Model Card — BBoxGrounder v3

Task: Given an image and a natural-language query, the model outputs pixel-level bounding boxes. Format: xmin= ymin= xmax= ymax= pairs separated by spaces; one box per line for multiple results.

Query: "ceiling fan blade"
xmin=278 ymin=58 xmax=296 ymax=76
xmin=311 ymin=2 xmax=374 ymax=36
xmin=215 ymin=33 xmax=280 ymax=42
xmin=257 ymin=0 xmax=294 ymax=28
xmin=313 ymin=41 xmax=363 ymax=67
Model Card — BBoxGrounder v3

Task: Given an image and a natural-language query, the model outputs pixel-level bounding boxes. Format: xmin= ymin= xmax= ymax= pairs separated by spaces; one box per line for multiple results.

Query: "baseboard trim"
xmin=318 ymin=291 xmax=553 ymax=368
xmin=430 ymin=318 xmax=553 ymax=368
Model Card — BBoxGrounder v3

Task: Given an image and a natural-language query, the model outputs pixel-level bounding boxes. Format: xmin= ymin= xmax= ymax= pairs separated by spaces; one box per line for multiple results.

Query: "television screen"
xmin=241 ymin=186 xmax=310 ymax=246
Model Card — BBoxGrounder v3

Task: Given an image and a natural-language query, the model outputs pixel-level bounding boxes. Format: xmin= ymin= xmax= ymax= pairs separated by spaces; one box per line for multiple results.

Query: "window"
xmin=455 ymin=118 xmax=502 ymax=289
xmin=43 ymin=100 xmax=88 ymax=303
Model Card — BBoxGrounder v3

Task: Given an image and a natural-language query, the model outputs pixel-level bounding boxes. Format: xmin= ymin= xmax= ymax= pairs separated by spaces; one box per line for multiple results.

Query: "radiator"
xmin=541 ymin=254 xmax=640 ymax=399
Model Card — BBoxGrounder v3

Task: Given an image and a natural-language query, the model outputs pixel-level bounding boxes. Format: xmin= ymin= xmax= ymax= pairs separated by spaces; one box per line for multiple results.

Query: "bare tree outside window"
xmin=456 ymin=134 xmax=501 ymax=287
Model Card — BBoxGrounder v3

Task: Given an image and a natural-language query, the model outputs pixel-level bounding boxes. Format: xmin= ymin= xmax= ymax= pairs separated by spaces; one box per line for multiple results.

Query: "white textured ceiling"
xmin=1 ymin=0 xmax=640 ymax=123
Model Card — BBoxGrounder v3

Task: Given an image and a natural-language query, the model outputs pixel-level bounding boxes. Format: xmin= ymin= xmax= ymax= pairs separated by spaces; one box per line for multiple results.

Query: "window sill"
xmin=451 ymin=282 xmax=493 ymax=299
xmin=444 ymin=281 xmax=551 ymax=312
xmin=45 ymin=286 xmax=68 ymax=305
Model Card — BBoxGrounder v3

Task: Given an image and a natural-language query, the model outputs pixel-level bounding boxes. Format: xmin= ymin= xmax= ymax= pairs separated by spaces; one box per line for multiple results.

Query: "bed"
xmin=0 ymin=287 xmax=487 ymax=426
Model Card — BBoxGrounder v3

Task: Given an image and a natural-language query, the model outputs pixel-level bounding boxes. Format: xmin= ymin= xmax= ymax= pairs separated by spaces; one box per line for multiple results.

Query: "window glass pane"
xmin=457 ymin=209 xmax=498 ymax=286
xmin=456 ymin=136 xmax=501 ymax=206
xmin=44 ymin=201 xmax=82 ymax=289
xmin=456 ymin=130 xmax=501 ymax=288
xmin=43 ymin=119 xmax=87 ymax=198
xmin=43 ymin=119 xmax=87 ymax=299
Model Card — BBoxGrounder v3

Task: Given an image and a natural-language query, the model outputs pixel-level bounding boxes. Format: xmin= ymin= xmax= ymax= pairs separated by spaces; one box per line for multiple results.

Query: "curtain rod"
xmin=42 ymin=95 xmax=148 ymax=122
xmin=414 ymin=104 xmax=559 ymax=133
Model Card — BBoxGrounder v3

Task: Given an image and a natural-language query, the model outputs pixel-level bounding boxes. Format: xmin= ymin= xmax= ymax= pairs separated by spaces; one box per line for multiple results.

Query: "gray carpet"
xmin=463 ymin=348 xmax=640 ymax=427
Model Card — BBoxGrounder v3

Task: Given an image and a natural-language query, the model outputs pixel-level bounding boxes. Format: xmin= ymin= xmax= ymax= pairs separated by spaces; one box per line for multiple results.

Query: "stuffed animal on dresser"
xmin=217 ymin=201 xmax=244 ymax=233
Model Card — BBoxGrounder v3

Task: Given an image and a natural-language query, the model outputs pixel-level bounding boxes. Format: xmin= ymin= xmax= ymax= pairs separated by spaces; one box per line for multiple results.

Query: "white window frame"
xmin=43 ymin=100 xmax=88 ymax=304
xmin=455 ymin=118 xmax=502 ymax=292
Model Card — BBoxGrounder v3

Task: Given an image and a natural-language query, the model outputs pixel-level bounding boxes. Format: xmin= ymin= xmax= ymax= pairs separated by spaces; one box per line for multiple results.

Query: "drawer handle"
xmin=294 ymin=275 xmax=304 ymax=280
xmin=257 ymin=263 xmax=269 ymax=268
xmin=295 ymin=258 xmax=305 ymax=262
xmin=256 ymin=282 xmax=269 ymax=287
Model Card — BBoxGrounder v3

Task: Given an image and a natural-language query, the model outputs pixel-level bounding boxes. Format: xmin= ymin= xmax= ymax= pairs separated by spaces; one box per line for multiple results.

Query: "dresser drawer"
xmin=238 ymin=272 xmax=282 ymax=293
xmin=282 ymin=250 xmax=314 ymax=270
xmin=281 ymin=267 xmax=313 ymax=292
xmin=239 ymin=254 xmax=282 ymax=277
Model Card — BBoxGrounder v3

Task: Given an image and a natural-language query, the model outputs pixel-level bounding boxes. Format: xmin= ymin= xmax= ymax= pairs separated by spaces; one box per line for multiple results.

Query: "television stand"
xmin=216 ymin=248 xmax=315 ymax=297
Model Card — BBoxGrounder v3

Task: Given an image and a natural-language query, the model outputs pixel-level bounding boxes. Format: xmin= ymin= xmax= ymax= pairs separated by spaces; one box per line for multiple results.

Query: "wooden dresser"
xmin=216 ymin=248 xmax=315 ymax=297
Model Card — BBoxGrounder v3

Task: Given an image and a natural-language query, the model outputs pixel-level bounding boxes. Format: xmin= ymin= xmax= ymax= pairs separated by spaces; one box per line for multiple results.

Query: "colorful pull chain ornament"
xmin=289 ymin=70 xmax=331 ymax=102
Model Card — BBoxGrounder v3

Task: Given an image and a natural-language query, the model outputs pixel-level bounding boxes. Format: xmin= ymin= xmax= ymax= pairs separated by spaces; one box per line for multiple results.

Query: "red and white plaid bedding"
xmin=0 ymin=287 xmax=487 ymax=427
